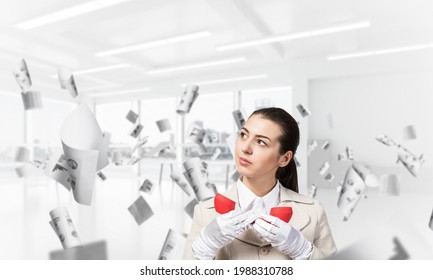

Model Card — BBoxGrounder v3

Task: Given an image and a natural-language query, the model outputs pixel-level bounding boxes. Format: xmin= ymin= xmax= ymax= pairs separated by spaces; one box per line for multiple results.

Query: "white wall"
xmin=307 ymin=70 xmax=433 ymax=256
xmin=309 ymin=70 xmax=433 ymax=168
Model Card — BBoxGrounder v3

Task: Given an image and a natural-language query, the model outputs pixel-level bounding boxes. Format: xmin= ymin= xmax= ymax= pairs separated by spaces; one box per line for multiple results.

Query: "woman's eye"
xmin=257 ymin=140 xmax=267 ymax=146
xmin=239 ymin=132 xmax=247 ymax=139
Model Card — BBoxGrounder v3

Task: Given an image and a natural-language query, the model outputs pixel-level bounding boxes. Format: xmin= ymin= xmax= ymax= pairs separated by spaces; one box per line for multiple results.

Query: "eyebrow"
xmin=241 ymin=127 xmax=272 ymax=142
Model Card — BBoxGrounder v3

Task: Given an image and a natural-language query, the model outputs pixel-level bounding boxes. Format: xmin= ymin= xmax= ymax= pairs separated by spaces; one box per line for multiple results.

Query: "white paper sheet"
xmin=126 ymin=110 xmax=139 ymax=124
xmin=176 ymin=84 xmax=199 ymax=115
xmin=379 ymin=174 xmax=400 ymax=196
xmin=232 ymin=108 xmax=248 ymax=130
xmin=158 ymin=229 xmax=187 ymax=260
xmin=402 ymin=125 xmax=417 ymax=140
xmin=12 ymin=59 xmax=32 ymax=92
xmin=129 ymin=123 xmax=143 ymax=138
xmin=21 ymin=90 xmax=43 ymax=110
xmin=337 ymin=165 xmax=366 ymax=221
xmin=49 ymin=207 xmax=81 ymax=249
xmin=318 ymin=161 xmax=330 ymax=176
xmin=184 ymin=199 xmax=198 ymax=219
xmin=296 ymin=103 xmax=311 ymax=117
xmin=58 ymin=67 xmax=78 ymax=98
xmin=170 ymin=166 xmax=192 ymax=196
xmin=50 ymin=240 xmax=107 ymax=260
xmin=60 ymin=104 xmax=109 ymax=205
xmin=156 ymin=118 xmax=172 ymax=133
xmin=139 ymin=179 xmax=155 ymax=194
xmin=187 ymin=121 xmax=205 ymax=144
xmin=127 ymin=195 xmax=154 ymax=225
xmin=183 ymin=157 xmax=216 ymax=202
xmin=309 ymin=184 xmax=317 ymax=199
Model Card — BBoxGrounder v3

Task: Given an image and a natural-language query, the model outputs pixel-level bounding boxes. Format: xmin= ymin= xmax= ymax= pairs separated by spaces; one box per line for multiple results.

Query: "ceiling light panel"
xmin=15 ymin=0 xmax=130 ymax=29
xmin=146 ymin=57 xmax=246 ymax=74
xmin=95 ymin=31 xmax=212 ymax=56
xmin=216 ymin=21 xmax=370 ymax=51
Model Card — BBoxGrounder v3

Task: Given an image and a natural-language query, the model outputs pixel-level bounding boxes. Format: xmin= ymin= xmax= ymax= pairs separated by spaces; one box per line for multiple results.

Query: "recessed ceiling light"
xmin=90 ymin=88 xmax=152 ymax=97
xmin=327 ymin=43 xmax=433 ymax=60
xmin=146 ymin=57 xmax=246 ymax=74
xmin=181 ymin=74 xmax=268 ymax=86
xmin=243 ymin=86 xmax=291 ymax=93
xmin=15 ymin=0 xmax=129 ymax=30
xmin=216 ymin=21 xmax=370 ymax=51
xmin=95 ymin=31 xmax=212 ymax=56
xmin=50 ymin=63 xmax=130 ymax=78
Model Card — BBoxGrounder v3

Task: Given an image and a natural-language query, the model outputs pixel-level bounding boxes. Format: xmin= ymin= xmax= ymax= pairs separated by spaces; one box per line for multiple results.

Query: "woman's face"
xmin=235 ymin=114 xmax=289 ymax=180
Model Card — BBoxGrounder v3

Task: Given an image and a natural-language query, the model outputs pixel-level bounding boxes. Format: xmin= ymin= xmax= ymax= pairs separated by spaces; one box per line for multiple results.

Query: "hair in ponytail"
xmin=250 ymin=107 xmax=300 ymax=193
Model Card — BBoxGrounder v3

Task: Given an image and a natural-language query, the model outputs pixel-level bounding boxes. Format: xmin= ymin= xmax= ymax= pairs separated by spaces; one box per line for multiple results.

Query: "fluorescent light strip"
xmin=96 ymin=31 xmax=212 ymax=56
xmin=327 ymin=43 xmax=433 ymax=60
xmin=181 ymin=74 xmax=268 ymax=87
xmin=243 ymin=86 xmax=291 ymax=93
xmin=15 ymin=0 xmax=129 ymax=30
xmin=49 ymin=63 xmax=130 ymax=78
xmin=91 ymin=88 xmax=151 ymax=97
xmin=73 ymin=63 xmax=130 ymax=75
xmin=146 ymin=57 xmax=246 ymax=74
xmin=216 ymin=21 xmax=370 ymax=51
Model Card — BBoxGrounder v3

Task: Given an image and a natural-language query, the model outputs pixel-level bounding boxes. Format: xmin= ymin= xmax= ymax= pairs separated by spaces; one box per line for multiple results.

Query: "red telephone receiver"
xmin=270 ymin=207 xmax=293 ymax=223
xmin=214 ymin=193 xmax=236 ymax=214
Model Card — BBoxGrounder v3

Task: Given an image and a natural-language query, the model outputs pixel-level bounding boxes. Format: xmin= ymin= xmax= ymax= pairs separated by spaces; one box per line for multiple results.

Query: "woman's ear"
xmin=279 ymin=151 xmax=293 ymax=167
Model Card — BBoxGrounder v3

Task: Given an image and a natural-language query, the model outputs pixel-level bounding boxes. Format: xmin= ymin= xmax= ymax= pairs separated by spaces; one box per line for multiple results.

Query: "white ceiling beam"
xmin=205 ymin=0 xmax=284 ymax=59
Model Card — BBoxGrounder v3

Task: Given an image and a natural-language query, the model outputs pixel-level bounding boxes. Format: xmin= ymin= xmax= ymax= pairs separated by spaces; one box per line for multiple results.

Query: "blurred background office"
xmin=1 ymin=0 xmax=432 ymax=259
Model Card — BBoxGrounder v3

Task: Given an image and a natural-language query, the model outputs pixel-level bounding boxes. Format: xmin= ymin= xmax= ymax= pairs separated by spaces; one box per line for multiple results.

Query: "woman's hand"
xmin=253 ymin=214 xmax=313 ymax=260
xmin=192 ymin=207 xmax=259 ymax=260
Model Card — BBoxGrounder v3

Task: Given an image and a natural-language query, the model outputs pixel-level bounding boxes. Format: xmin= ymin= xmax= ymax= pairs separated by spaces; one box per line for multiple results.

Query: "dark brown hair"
xmin=250 ymin=107 xmax=299 ymax=193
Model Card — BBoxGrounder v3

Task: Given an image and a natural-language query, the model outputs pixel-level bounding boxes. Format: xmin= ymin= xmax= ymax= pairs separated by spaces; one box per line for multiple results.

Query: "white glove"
xmin=253 ymin=214 xmax=313 ymax=260
xmin=192 ymin=206 xmax=260 ymax=260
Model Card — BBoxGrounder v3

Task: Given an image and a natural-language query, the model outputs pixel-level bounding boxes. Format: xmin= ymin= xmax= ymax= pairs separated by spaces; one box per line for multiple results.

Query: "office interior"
xmin=1 ymin=0 xmax=432 ymax=259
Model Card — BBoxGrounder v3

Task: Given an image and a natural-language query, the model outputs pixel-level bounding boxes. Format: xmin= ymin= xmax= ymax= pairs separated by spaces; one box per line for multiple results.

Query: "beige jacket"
xmin=183 ymin=183 xmax=337 ymax=260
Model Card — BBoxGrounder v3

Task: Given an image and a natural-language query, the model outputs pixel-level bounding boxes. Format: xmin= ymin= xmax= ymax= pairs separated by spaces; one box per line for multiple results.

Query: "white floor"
xmin=1 ymin=165 xmax=433 ymax=259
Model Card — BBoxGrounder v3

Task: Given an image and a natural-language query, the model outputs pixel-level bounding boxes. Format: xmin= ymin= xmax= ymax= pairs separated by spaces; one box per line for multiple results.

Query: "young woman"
xmin=184 ymin=107 xmax=337 ymax=260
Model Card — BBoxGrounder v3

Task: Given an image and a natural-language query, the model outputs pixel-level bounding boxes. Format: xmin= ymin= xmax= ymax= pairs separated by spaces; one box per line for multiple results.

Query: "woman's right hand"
xmin=192 ymin=207 xmax=259 ymax=260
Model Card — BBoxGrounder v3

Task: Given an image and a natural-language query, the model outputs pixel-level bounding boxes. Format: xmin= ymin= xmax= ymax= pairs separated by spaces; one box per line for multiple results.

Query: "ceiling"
xmin=1 ymin=0 xmax=433 ymax=103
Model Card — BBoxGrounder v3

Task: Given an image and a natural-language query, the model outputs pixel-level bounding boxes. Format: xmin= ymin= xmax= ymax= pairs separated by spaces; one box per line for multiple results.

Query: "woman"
xmin=184 ymin=107 xmax=337 ymax=260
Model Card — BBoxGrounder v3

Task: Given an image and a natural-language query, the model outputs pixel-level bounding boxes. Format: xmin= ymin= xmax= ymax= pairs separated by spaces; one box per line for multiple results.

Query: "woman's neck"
xmin=242 ymin=176 xmax=277 ymax=197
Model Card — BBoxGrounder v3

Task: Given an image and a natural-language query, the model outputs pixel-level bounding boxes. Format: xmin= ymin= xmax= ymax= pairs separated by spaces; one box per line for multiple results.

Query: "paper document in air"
xmin=296 ymin=103 xmax=311 ymax=117
xmin=143 ymin=141 xmax=171 ymax=157
xmin=183 ymin=157 xmax=216 ymax=202
xmin=402 ymin=125 xmax=417 ymax=140
xmin=49 ymin=207 xmax=81 ymax=249
xmin=158 ymin=229 xmax=187 ymax=260
xmin=170 ymin=166 xmax=192 ymax=196
xmin=139 ymin=179 xmax=155 ymax=194
xmin=337 ymin=165 xmax=366 ymax=221
xmin=156 ymin=118 xmax=172 ymax=133
xmin=184 ymin=199 xmax=198 ymax=219
xmin=176 ymin=84 xmax=199 ymax=115
xmin=50 ymin=240 xmax=107 ymax=260
xmin=125 ymin=110 xmax=139 ymax=124
xmin=42 ymin=151 xmax=75 ymax=191
xmin=12 ymin=59 xmax=32 ymax=92
xmin=128 ymin=195 xmax=154 ymax=225
xmin=379 ymin=174 xmax=400 ymax=196
xmin=21 ymin=90 xmax=43 ymax=110
xmin=187 ymin=121 xmax=205 ymax=144
xmin=232 ymin=108 xmax=248 ymax=130
xmin=58 ymin=67 xmax=78 ymax=98
xmin=60 ymin=104 xmax=109 ymax=205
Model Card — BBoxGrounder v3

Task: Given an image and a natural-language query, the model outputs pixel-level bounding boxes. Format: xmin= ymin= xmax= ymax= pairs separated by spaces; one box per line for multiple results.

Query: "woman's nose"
xmin=241 ymin=140 xmax=253 ymax=154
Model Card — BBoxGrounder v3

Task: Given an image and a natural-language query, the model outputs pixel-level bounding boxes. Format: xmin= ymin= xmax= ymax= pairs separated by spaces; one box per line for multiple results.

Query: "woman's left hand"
xmin=253 ymin=214 xmax=313 ymax=260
